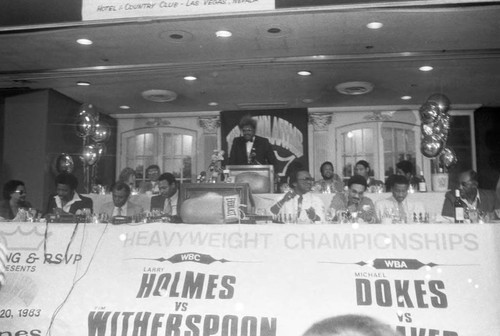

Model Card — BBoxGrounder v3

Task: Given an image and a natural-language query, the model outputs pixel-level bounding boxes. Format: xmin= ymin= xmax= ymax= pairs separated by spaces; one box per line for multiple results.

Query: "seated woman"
xmin=0 ymin=180 xmax=32 ymax=220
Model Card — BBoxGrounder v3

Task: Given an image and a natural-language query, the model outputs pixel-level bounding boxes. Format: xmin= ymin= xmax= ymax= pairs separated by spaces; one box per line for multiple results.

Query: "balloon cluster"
xmin=419 ymin=94 xmax=457 ymax=168
xmin=75 ymin=103 xmax=111 ymax=166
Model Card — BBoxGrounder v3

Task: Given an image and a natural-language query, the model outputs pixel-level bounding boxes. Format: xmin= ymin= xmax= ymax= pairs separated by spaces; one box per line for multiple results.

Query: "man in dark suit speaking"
xmin=227 ymin=115 xmax=277 ymax=169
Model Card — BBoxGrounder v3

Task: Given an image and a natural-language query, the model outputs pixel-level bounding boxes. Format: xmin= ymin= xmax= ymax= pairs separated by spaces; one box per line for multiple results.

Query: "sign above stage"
xmin=82 ymin=0 xmax=275 ymax=21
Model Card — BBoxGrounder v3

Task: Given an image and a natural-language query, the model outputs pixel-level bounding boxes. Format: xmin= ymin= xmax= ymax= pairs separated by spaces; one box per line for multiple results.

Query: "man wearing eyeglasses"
xmin=329 ymin=175 xmax=376 ymax=223
xmin=270 ymin=170 xmax=325 ymax=223
xmin=441 ymin=170 xmax=498 ymax=221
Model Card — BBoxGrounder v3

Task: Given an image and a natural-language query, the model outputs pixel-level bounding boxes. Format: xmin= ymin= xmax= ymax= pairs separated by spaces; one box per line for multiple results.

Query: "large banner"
xmin=1 ymin=222 xmax=500 ymax=335
xmin=82 ymin=0 xmax=275 ymax=21
xmin=220 ymin=109 xmax=309 ymax=178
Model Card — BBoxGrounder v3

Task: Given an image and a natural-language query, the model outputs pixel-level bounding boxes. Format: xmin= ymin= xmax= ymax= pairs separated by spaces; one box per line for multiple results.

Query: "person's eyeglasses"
xmin=13 ymin=190 xmax=26 ymax=195
xmin=298 ymin=178 xmax=314 ymax=182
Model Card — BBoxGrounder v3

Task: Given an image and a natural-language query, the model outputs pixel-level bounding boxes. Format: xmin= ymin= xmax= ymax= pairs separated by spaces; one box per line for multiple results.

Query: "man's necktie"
xmin=297 ymin=195 xmax=303 ymax=218
xmin=397 ymin=202 xmax=406 ymax=223
xmin=117 ymin=207 xmax=122 ymax=216
xmin=164 ymin=198 xmax=172 ymax=215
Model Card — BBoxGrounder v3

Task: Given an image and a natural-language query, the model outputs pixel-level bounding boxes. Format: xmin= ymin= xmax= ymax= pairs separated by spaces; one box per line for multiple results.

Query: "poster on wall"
xmin=0 ymin=222 xmax=499 ymax=335
xmin=220 ymin=109 xmax=309 ymax=180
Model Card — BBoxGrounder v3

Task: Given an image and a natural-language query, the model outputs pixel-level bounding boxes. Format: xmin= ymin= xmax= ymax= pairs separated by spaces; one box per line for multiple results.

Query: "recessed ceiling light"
xmin=367 ymin=22 xmax=383 ymax=29
xmin=119 ymin=105 xmax=130 ymax=109
xmin=401 ymin=96 xmax=412 ymax=100
xmin=302 ymin=98 xmax=314 ymax=104
xmin=77 ymin=81 xmax=90 ymax=86
xmin=77 ymin=38 xmax=93 ymax=45
xmin=216 ymin=30 xmax=232 ymax=38
xmin=208 ymin=102 xmax=219 ymax=106
xmin=419 ymin=65 xmax=433 ymax=72
xmin=184 ymin=75 xmax=197 ymax=81
xmin=297 ymin=71 xmax=312 ymax=76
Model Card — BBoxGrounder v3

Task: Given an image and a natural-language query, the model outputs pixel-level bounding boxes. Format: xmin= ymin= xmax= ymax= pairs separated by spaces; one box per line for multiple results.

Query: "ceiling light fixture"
xmin=367 ymin=22 xmax=383 ymax=29
xmin=77 ymin=38 xmax=93 ymax=45
xmin=297 ymin=71 xmax=312 ymax=76
xmin=77 ymin=81 xmax=91 ymax=86
xmin=119 ymin=105 xmax=130 ymax=109
xmin=208 ymin=102 xmax=219 ymax=106
xmin=419 ymin=65 xmax=433 ymax=72
xmin=401 ymin=96 xmax=412 ymax=100
xmin=216 ymin=30 xmax=232 ymax=38
xmin=184 ymin=75 xmax=197 ymax=81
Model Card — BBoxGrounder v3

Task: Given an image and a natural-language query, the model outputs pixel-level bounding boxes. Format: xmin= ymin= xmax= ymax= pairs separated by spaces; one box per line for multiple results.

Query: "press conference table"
xmin=85 ymin=191 xmax=447 ymax=218
xmin=0 ymin=221 xmax=499 ymax=335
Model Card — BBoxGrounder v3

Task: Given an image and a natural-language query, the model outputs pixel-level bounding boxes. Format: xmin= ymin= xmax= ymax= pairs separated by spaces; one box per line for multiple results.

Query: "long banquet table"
xmin=86 ymin=191 xmax=447 ymax=219
xmin=0 ymin=221 xmax=499 ymax=335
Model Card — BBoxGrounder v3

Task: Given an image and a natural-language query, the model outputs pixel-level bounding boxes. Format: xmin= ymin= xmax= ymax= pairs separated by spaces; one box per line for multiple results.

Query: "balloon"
xmin=427 ymin=93 xmax=451 ymax=114
xmin=421 ymin=123 xmax=434 ymax=136
xmin=82 ymin=145 xmax=99 ymax=165
xmin=421 ymin=134 xmax=444 ymax=158
xmin=94 ymin=142 xmax=107 ymax=157
xmin=91 ymin=120 xmax=111 ymax=143
xmin=55 ymin=154 xmax=74 ymax=174
xmin=419 ymin=102 xmax=441 ymax=124
xmin=440 ymin=147 xmax=458 ymax=168
xmin=75 ymin=113 xmax=96 ymax=138
xmin=78 ymin=103 xmax=98 ymax=119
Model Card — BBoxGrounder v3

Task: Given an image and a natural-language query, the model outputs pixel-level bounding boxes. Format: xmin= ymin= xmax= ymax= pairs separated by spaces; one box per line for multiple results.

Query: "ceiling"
xmin=1 ymin=1 xmax=500 ymax=116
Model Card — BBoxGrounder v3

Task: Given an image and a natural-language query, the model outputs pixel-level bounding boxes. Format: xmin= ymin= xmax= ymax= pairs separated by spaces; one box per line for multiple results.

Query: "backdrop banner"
xmin=220 ymin=109 xmax=309 ymax=178
xmin=1 ymin=222 xmax=499 ymax=336
xmin=82 ymin=0 xmax=275 ymax=21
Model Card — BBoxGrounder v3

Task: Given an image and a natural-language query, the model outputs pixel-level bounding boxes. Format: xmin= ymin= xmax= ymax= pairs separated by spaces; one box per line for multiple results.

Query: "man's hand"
xmin=305 ymin=207 xmax=318 ymax=221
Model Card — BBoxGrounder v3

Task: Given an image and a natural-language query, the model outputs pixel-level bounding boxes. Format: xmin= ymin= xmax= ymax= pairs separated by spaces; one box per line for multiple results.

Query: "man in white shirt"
xmin=270 ymin=169 xmax=325 ymax=223
xmin=375 ymin=174 xmax=426 ymax=223
xmin=99 ymin=182 xmax=143 ymax=218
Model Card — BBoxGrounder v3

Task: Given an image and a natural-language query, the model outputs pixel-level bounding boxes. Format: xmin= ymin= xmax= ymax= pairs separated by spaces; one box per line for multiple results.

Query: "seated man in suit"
xmin=46 ymin=173 xmax=93 ymax=215
xmin=270 ymin=169 xmax=325 ymax=224
xmin=312 ymin=161 xmax=344 ymax=194
xmin=150 ymin=173 xmax=180 ymax=221
xmin=227 ymin=115 xmax=277 ymax=169
xmin=375 ymin=174 xmax=425 ymax=223
xmin=442 ymin=169 xmax=498 ymax=221
xmin=98 ymin=182 xmax=143 ymax=218
xmin=329 ymin=175 xmax=376 ymax=223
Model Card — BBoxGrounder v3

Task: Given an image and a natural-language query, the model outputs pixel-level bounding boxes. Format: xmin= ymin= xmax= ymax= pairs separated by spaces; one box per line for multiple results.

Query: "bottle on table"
xmin=418 ymin=170 xmax=427 ymax=192
xmin=454 ymin=189 xmax=466 ymax=223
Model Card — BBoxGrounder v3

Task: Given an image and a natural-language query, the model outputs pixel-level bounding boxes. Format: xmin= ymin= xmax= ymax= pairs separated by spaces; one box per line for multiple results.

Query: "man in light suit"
xmin=227 ymin=115 xmax=277 ymax=169
xmin=98 ymin=182 xmax=143 ymax=218
xmin=150 ymin=173 xmax=180 ymax=221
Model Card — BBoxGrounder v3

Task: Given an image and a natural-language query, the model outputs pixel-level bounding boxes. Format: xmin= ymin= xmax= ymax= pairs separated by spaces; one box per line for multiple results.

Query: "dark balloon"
xmin=421 ymin=134 xmax=444 ymax=158
xmin=55 ymin=154 xmax=74 ymax=174
xmin=94 ymin=142 xmax=106 ymax=157
xmin=78 ymin=103 xmax=98 ymax=119
xmin=419 ymin=102 xmax=441 ymax=124
xmin=75 ymin=113 xmax=96 ymax=138
xmin=440 ymin=147 xmax=458 ymax=168
xmin=82 ymin=145 xmax=99 ymax=166
xmin=91 ymin=120 xmax=111 ymax=143
xmin=427 ymin=93 xmax=451 ymax=114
